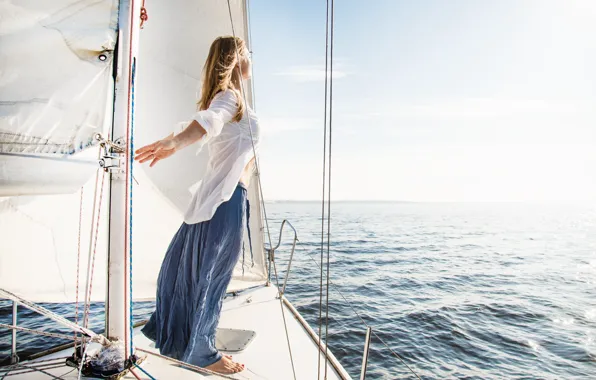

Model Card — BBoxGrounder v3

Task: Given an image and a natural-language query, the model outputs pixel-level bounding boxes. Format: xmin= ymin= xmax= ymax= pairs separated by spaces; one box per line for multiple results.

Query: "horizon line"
xmin=264 ymin=199 xmax=594 ymax=203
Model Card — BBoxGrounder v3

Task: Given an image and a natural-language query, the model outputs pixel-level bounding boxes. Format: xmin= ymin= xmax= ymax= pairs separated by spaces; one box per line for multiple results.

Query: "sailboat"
xmin=0 ymin=0 xmax=354 ymax=379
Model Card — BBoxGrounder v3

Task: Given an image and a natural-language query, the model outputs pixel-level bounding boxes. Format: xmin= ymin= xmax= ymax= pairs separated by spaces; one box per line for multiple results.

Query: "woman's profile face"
xmin=240 ymin=47 xmax=251 ymax=79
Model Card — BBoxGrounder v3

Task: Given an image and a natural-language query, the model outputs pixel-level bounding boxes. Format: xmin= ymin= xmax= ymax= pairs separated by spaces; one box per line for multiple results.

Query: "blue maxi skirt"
xmin=142 ymin=183 xmax=249 ymax=367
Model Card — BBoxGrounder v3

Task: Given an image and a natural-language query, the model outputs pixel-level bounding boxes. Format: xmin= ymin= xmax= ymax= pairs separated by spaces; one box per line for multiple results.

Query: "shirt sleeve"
xmin=192 ymin=89 xmax=238 ymax=139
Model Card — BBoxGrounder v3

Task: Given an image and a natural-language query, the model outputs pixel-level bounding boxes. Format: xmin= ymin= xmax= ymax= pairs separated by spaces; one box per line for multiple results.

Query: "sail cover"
xmin=0 ymin=0 xmax=267 ymax=303
xmin=0 ymin=0 xmax=118 ymax=194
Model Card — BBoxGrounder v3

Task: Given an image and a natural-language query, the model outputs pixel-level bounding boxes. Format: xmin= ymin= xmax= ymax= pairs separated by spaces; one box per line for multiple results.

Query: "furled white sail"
xmin=0 ymin=0 xmax=118 ymax=301
xmin=0 ymin=0 xmax=267 ymax=304
xmin=0 ymin=150 xmax=100 ymax=196
xmin=0 ymin=0 xmax=118 ymax=193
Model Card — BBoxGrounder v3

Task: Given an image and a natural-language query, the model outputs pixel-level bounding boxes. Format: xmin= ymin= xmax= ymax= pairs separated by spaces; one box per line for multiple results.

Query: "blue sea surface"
xmin=2 ymin=202 xmax=595 ymax=379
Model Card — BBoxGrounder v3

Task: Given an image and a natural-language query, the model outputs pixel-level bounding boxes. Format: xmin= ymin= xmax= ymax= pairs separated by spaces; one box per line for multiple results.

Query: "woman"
xmin=135 ymin=36 xmax=258 ymax=374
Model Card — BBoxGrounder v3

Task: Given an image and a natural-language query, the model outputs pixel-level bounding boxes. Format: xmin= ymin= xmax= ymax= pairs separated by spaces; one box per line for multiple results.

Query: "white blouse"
xmin=176 ymin=89 xmax=260 ymax=224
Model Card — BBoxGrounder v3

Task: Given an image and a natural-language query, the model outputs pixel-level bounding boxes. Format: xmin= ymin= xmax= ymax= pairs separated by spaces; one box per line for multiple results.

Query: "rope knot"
xmin=140 ymin=7 xmax=148 ymax=28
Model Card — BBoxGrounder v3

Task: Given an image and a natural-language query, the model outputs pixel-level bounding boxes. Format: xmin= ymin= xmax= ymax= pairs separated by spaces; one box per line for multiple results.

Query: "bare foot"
xmin=205 ymin=355 xmax=244 ymax=374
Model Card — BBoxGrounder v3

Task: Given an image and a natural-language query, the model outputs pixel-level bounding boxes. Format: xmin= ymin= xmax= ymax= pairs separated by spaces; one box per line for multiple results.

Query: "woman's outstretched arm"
xmin=134 ymin=120 xmax=206 ymax=167
xmin=135 ymin=89 xmax=237 ymax=167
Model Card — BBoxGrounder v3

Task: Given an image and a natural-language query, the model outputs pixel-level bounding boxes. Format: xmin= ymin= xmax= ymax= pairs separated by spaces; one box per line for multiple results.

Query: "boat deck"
xmin=1 ymin=285 xmax=351 ymax=379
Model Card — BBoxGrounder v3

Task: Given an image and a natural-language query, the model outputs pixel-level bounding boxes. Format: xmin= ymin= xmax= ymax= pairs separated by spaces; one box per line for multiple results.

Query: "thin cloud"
xmin=259 ymin=116 xmax=320 ymax=135
xmin=343 ymin=98 xmax=594 ymax=120
xmin=388 ymin=98 xmax=586 ymax=119
xmin=274 ymin=65 xmax=348 ymax=82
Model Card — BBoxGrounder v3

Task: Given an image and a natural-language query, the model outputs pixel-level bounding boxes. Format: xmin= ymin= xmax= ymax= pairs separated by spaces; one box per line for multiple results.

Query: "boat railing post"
xmin=266 ymin=248 xmax=273 ymax=286
xmin=266 ymin=220 xmax=298 ymax=295
xmin=280 ymin=233 xmax=297 ymax=295
xmin=360 ymin=326 xmax=372 ymax=380
xmin=11 ymin=300 xmax=19 ymax=364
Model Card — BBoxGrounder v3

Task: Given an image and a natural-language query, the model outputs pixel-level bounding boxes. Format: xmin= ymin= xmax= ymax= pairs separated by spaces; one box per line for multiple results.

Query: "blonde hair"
xmin=198 ymin=36 xmax=248 ymax=122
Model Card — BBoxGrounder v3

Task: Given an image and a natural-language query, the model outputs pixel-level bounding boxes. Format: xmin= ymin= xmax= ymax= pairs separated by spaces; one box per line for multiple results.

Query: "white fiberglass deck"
xmin=3 ymin=285 xmax=351 ymax=380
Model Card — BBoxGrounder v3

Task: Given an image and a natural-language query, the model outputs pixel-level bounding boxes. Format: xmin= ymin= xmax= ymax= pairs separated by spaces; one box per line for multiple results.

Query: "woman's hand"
xmin=135 ymin=134 xmax=177 ymax=167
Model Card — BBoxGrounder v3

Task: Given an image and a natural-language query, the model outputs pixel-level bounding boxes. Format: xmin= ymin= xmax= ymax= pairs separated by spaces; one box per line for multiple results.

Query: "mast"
xmin=106 ymin=0 xmax=141 ymax=355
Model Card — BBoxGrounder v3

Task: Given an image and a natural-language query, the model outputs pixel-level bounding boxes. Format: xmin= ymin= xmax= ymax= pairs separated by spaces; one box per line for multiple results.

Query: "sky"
xmin=248 ymin=0 xmax=596 ymax=202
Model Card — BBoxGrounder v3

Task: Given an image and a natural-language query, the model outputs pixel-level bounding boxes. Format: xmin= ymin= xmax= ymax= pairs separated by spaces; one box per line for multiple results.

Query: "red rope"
xmin=129 ymin=368 xmax=143 ymax=380
xmin=140 ymin=0 xmax=148 ymax=29
xmin=74 ymin=187 xmax=84 ymax=356
xmin=140 ymin=9 xmax=148 ymax=28
xmin=83 ymin=172 xmax=106 ymax=329
xmin=80 ymin=167 xmax=100 ymax=351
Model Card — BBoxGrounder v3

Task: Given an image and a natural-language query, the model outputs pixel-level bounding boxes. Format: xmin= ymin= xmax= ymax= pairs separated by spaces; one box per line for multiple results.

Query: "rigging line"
xmin=318 ymin=0 xmax=331 ymax=377
xmin=269 ymin=252 xmax=297 ymax=378
xmin=226 ymin=0 xmax=272 ymax=252
xmin=74 ymin=186 xmax=84 ymax=356
xmin=1 ymin=357 xmax=70 ymax=369
xmin=76 ymin=343 xmax=90 ymax=380
xmin=5 ymin=364 xmax=63 ymax=380
xmin=324 ymin=0 xmax=334 ymax=378
xmin=0 ymin=324 xmax=84 ymax=342
xmin=82 ymin=165 xmax=100 ymax=332
xmin=81 ymin=149 xmax=102 ymax=351
xmin=226 ymin=2 xmax=297 ymax=380
xmin=129 ymin=368 xmax=143 ymax=380
xmin=0 ymin=289 xmax=101 ymax=340
xmin=58 ymin=368 xmax=77 ymax=379
xmin=277 ymin=257 xmax=359 ymax=343
xmin=293 ymin=241 xmax=423 ymax=380
xmin=83 ymin=170 xmax=107 ymax=331
xmin=133 ymin=364 xmax=157 ymax=380
xmin=128 ymin=52 xmax=138 ymax=359
xmin=246 ymin=0 xmax=257 ymax=112
xmin=0 ymin=362 xmax=67 ymax=378
xmin=0 ymin=364 xmax=71 ymax=378
xmin=123 ymin=0 xmax=138 ymax=359
xmin=1 ymin=359 xmax=70 ymax=378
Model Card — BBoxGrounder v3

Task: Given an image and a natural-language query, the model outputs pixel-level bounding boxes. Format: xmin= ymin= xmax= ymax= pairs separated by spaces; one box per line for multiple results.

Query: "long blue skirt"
xmin=141 ymin=183 xmax=248 ymax=367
